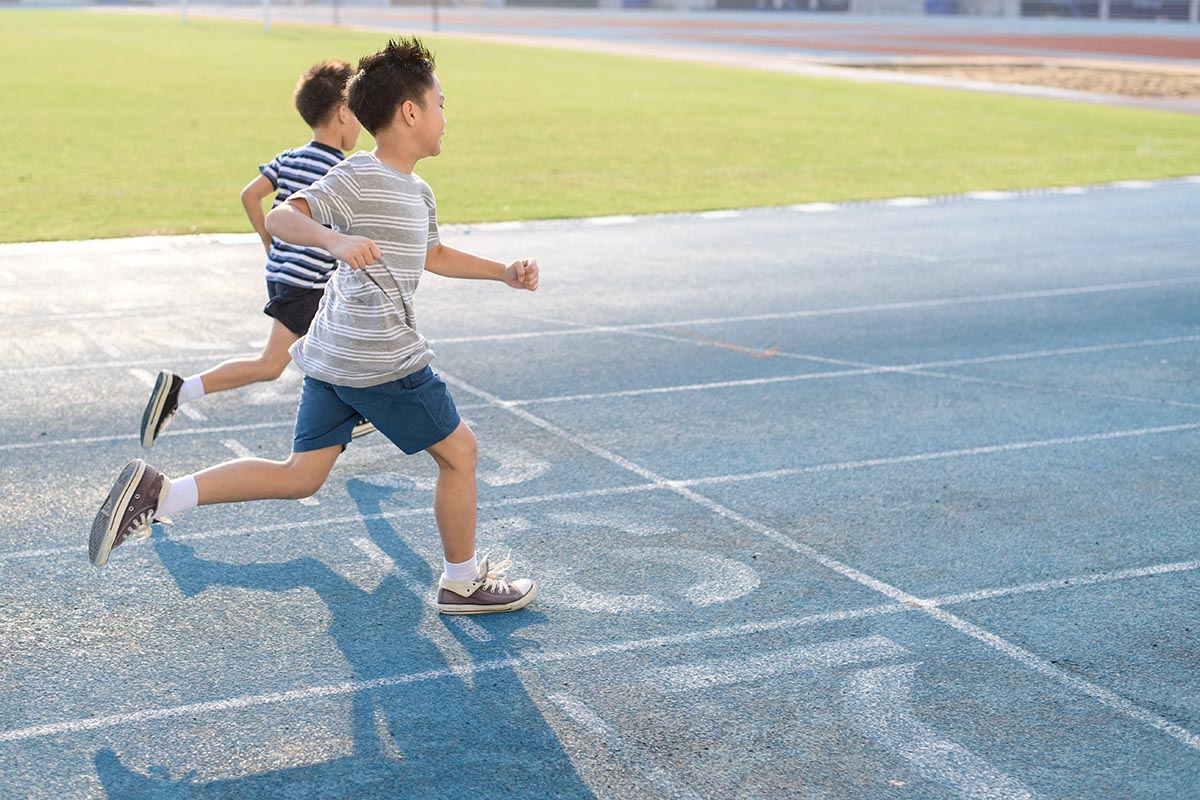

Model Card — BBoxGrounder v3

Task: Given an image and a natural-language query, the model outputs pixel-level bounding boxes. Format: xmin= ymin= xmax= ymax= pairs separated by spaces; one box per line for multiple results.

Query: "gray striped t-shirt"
xmin=289 ymin=151 xmax=439 ymax=388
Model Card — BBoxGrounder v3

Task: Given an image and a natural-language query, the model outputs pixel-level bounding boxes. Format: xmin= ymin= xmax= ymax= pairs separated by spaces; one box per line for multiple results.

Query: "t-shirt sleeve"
xmin=292 ymin=163 xmax=359 ymax=233
xmin=425 ymin=187 xmax=440 ymax=249
xmin=258 ymin=152 xmax=284 ymax=189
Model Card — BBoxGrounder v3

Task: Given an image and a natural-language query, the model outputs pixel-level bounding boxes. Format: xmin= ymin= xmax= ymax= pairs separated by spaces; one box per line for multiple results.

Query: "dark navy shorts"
xmin=293 ymin=366 xmax=461 ymax=454
xmin=263 ymin=279 xmax=323 ymax=337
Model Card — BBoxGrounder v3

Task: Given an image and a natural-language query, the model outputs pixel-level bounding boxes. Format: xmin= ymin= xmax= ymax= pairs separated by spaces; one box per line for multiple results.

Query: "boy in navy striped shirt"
xmin=138 ymin=61 xmax=364 ymax=449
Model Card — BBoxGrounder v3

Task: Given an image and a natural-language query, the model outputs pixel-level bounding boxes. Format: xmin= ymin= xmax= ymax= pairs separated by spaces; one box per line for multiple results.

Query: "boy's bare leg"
xmin=90 ymin=445 xmax=342 ymax=567
xmin=424 ymin=421 xmax=478 ymax=564
xmin=199 ymin=319 xmax=299 ymax=394
xmin=193 ymin=445 xmax=343 ymax=505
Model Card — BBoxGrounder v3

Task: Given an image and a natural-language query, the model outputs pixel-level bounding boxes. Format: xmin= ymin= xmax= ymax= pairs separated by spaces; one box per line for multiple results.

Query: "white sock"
xmin=443 ymin=553 xmax=478 ymax=582
xmin=157 ymin=475 xmax=199 ymax=517
xmin=178 ymin=376 xmax=205 ymax=405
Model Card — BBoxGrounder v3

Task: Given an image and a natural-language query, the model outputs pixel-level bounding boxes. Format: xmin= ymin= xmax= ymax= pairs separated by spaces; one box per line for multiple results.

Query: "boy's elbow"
xmin=264 ymin=206 xmax=285 ymax=237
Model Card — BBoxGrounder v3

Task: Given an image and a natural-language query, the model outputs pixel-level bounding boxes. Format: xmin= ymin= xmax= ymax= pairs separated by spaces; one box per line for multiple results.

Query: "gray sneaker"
xmin=140 ymin=370 xmax=183 ymax=449
xmin=350 ymin=419 xmax=376 ymax=440
xmin=89 ymin=459 xmax=171 ymax=567
xmin=436 ymin=556 xmax=536 ymax=615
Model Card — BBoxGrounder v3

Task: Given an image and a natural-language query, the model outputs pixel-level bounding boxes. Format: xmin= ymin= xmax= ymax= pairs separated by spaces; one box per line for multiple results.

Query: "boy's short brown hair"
xmin=294 ymin=61 xmax=354 ymax=128
xmin=346 ymin=38 xmax=436 ymax=136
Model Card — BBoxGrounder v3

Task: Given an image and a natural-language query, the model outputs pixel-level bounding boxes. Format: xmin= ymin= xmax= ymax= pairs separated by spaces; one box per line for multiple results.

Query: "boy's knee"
xmin=437 ymin=428 xmax=477 ymax=472
xmin=282 ymin=456 xmax=330 ymax=498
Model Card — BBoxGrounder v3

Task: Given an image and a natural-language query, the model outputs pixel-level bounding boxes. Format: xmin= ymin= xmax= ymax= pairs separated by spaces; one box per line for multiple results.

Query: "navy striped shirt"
xmin=259 ymin=141 xmax=345 ymax=289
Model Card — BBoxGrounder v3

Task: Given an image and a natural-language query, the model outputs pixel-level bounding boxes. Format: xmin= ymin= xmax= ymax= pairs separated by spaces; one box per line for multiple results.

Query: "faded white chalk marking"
xmin=791 ymin=202 xmax=838 ymax=213
xmin=845 ymin=664 xmax=1039 ymax=800
xmin=69 ymin=320 xmax=123 ymax=359
xmin=887 ymin=197 xmax=933 ymax=207
xmin=649 ymin=636 xmax=907 ymax=692
xmin=538 ymin=547 xmax=759 ymax=613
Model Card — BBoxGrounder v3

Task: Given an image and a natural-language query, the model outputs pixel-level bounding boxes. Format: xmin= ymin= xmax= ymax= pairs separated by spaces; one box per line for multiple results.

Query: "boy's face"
xmin=415 ymin=76 xmax=446 ymax=157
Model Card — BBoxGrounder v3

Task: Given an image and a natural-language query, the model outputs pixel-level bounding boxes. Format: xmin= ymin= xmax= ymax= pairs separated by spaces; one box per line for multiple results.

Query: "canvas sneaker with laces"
xmin=140 ymin=370 xmax=183 ymax=449
xmin=350 ymin=419 xmax=376 ymax=440
xmin=89 ymin=458 xmax=171 ymax=567
xmin=436 ymin=556 xmax=537 ymax=615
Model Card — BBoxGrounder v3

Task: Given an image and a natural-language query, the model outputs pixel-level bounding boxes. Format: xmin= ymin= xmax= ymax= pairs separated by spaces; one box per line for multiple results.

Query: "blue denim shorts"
xmin=293 ymin=366 xmax=461 ymax=454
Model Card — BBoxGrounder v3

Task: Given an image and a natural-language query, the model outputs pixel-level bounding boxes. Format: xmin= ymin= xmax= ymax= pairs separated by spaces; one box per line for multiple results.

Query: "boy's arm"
xmin=266 ymin=199 xmax=382 ymax=269
xmin=240 ymin=175 xmax=276 ymax=253
xmin=425 ymin=244 xmax=539 ymax=291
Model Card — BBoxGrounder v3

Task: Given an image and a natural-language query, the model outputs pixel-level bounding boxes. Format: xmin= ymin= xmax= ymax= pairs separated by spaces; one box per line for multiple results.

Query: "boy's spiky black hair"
xmin=346 ymin=37 xmax=436 ymax=136
xmin=294 ymin=61 xmax=354 ymax=128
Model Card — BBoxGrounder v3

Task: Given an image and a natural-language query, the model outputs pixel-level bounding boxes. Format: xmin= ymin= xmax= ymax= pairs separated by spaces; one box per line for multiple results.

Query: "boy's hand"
xmin=330 ymin=235 xmax=382 ymax=270
xmin=504 ymin=259 xmax=539 ymax=291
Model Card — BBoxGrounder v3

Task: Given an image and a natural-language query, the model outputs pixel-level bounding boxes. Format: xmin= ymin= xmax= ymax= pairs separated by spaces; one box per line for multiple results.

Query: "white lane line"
xmin=845 ymin=664 xmax=1040 ymax=800
xmin=9 ymin=424 xmax=1199 ymax=563
xmin=695 ymin=209 xmax=742 ymax=220
xmin=129 ymin=368 xmax=206 ymax=422
xmin=441 ymin=372 xmax=1200 ymax=753
xmin=1110 ymin=180 xmax=1156 ymax=189
xmin=925 ymin=606 xmax=1200 ymax=751
xmin=676 ymin=422 xmax=1200 ymax=487
xmin=7 ymin=331 xmax=1197 ymax=452
xmin=430 ymin=276 xmax=1200 ymax=347
xmin=791 ymin=202 xmax=838 ymax=213
xmin=220 ymin=438 xmax=318 ymax=506
xmin=506 ymin=366 xmax=886 ymax=406
xmin=648 ymin=636 xmax=907 ymax=693
xmin=887 ymin=197 xmax=934 ymax=207
xmin=1 ymin=352 xmax=257 ymax=377
xmin=0 ymin=420 xmax=291 ymax=453
xmin=0 ymin=603 xmax=907 ymax=743
xmin=350 ymin=537 xmax=492 ymax=643
xmin=2 ymin=553 xmax=1197 ymax=744
xmin=930 ymin=559 xmax=1200 ymax=607
xmin=7 ymin=277 xmax=1200 ymax=374
xmin=68 ymin=320 xmax=123 ymax=359
xmin=902 ymin=367 xmax=1200 ymax=411
xmin=0 ymin=484 xmax=663 ymax=563
xmin=548 ymin=693 xmax=708 ymax=800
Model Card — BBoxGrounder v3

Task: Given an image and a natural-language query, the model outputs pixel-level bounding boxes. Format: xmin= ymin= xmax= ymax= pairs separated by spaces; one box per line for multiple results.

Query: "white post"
xmin=1190 ymin=0 xmax=1198 ymax=24
xmin=1098 ymin=0 xmax=1109 ymax=20
xmin=263 ymin=0 xmax=271 ymax=33
xmin=181 ymin=0 xmax=188 ymax=24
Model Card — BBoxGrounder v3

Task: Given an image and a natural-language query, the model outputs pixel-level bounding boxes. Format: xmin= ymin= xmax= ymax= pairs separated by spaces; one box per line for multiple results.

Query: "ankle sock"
xmin=178 ymin=376 xmax=205 ymax=405
xmin=157 ymin=475 xmax=199 ymax=517
xmin=443 ymin=553 xmax=478 ymax=582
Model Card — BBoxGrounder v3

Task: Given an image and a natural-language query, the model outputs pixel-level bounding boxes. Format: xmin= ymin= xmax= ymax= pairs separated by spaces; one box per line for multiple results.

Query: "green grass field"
xmin=2 ymin=10 xmax=1199 ymax=243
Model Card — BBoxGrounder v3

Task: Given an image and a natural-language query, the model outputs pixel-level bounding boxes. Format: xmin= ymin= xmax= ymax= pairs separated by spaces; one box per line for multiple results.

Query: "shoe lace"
xmin=479 ymin=556 xmax=516 ymax=593
xmin=123 ymin=510 xmax=155 ymax=543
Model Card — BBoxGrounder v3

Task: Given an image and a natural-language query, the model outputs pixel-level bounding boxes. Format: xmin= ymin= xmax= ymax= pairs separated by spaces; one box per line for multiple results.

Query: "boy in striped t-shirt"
xmin=138 ymin=61 xmax=365 ymax=449
xmin=91 ymin=38 xmax=540 ymax=615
